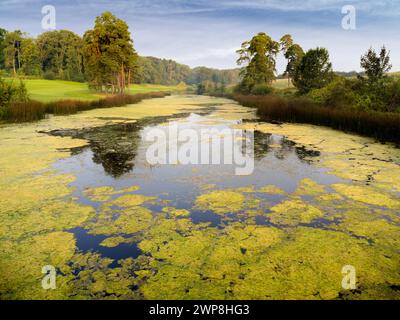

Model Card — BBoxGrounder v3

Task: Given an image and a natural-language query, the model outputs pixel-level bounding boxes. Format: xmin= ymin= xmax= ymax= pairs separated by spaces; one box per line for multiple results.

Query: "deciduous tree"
xmin=37 ymin=30 xmax=84 ymax=81
xmin=237 ymin=32 xmax=279 ymax=93
xmin=83 ymin=12 xmax=138 ymax=93
xmin=293 ymin=47 xmax=333 ymax=94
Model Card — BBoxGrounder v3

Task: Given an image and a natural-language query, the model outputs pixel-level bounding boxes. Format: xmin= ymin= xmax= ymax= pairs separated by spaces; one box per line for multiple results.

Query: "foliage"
xmin=37 ymin=30 xmax=84 ymax=81
xmin=308 ymin=76 xmax=358 ymax=109
xmin=83 ymin=12 xmax=138 ymax=93
xmin=293 ymin=47 xmax=334 ymax=94
xmin=250 ymin=83 xmax=274 ymax=95
xmin=360 ymin=46 xmax=392 ymax=84
xmin=237 ymin=32 xmax=280 ymax=93
xmin=0 ymin=28 xmax=7 ymax=69
xmin=135 ymin=56 xmax=190 ymax=85
xmin=20 ymin=38 xmax=42 ymax=76
xmin=0 ymin=75 xmax=29 ymax=118
xmin=284 ymin=44 xmax=304 ymax=84
xmin=187 ymin=66 xmax=240 ymax=86
xmin=3 ymin=30 xmax=23 ymax=75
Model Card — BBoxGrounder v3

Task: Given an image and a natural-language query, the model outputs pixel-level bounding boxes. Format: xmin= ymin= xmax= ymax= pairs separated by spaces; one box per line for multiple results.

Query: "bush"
xmin=43 ymin=70 xmax=56 ymax=80
xmin=308 ymin=77 xmax=357 ymax=109
xmin=250 ymin=84 xmax=274 ymax=96
xmin=0 ymin=78 xmax=29 ymax=113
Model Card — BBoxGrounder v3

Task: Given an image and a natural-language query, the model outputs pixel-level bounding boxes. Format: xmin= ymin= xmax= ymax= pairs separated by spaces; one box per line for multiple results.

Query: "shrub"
xmin=0 ymin=78 xmax=29 ymax=118
xmin=250 ymin=84 xmax=274 ymax=96
xmin=308 ymin=77 xmax=357 ymax=109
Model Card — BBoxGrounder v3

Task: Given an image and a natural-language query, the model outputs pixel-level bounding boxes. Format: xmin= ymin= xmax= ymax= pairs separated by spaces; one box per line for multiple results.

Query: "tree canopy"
xmin=37 ymin=30 xmax=84 ymax=81
xmin=237 ymin=32 xmax=280 ymax=92
xmin=360 ymin=46 xmax=392 ymax=83
xmin=293 ymin=47 xmax=334 ymax=94
xmin=83 ymin=12 xmax=138 ymax=93
xmin=0 ymin=28 xmax=7 ymax=69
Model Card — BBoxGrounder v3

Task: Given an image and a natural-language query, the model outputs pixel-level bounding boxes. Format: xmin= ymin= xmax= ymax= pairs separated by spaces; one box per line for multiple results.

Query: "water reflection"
xmin=50 ymin=115 xmax=321 ymax=179
xmin=51 ymin=111 xmax=342 ymax=263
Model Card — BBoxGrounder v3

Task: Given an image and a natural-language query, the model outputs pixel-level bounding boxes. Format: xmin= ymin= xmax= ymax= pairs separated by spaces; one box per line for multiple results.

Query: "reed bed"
xmin=233 ymin=94 xmax=400 ymax=144
xmin=2 ymin=92 xmax=170 ymax=122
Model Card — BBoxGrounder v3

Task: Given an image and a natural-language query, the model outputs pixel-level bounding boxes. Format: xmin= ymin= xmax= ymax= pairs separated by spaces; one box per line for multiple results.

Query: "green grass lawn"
xmin=7 ymin=78 xmax=184 ymax=102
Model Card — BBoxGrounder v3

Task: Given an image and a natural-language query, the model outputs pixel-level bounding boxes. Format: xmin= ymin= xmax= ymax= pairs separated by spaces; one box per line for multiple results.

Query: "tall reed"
xmin=2 ymin=92 xmax=170 ymax=123
xmin=233 ymin=94 xmax=400 ymax=144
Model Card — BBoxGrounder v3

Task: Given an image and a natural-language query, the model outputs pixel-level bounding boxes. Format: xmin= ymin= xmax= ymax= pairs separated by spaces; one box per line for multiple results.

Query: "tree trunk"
xmin=13 ymin=48 xmax=16 ymax=76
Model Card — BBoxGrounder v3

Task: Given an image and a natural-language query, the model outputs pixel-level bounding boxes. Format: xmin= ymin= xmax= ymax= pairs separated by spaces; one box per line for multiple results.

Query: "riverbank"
xmin=229 ymin=94 xmax=400 ymax=144
xmin=1 ymin=92 xmax=171 ymax=123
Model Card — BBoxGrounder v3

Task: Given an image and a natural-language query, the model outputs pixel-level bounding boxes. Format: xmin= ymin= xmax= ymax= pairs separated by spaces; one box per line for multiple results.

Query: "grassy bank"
xmin=7 ymin=78 xmax=184 ymax=102
xmin=3 ymin=92 xmax=170 ymax=123
xmin=233 ymin=94 xmax=400 ymax=144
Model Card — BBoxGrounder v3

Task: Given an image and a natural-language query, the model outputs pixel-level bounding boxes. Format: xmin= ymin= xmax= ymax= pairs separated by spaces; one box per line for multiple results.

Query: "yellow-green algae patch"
xmin=161 ymin=207 xmax=191 ymax=217
xmin=2 ymin=96 xmax=400 ymax=300
xmin=194 ymin=190 xmax=245 ymax=215
xmin=85 ymin=206 xmax=154 ymax=236
xmin=136 ymin=220 xmax=399 ymax=299
xmin=269 ymin=198 xmax=324 ymax=226
xmin=332 ymin=184 xmax=400 ymax=210
xmin=83 ymin=185 xmax=141 ymax=202
xmin=232 ymin=227 xmax=400 ymax=300
xmin=0 ymin=173 xmax=95 ymax=240
xmin=100 ymin=236 xmax=134 ymax=248
xmin=294 ymin=178 xmax=326 ymax=197
xmin=258 ymin=185 xmax=286 ymax=195
xmin=0 ymin=232 xmax=76 ymax=300
xmin=137 ymin=221 xmax=284 ymax=299
xmin=107 ymin=194 xmax=156 ymax=208
xmin=331 ymin=209 xmax=400 ymax=249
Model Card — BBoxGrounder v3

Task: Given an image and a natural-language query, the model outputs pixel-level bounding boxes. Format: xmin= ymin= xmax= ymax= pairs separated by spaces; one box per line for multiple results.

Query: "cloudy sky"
xmin=1 ymin=0 xmax=399 ymax=73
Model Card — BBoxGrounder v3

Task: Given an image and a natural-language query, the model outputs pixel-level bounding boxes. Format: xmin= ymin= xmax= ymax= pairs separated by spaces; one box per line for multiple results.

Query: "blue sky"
xmin=1 ymin=0 xmax=399 ymax=72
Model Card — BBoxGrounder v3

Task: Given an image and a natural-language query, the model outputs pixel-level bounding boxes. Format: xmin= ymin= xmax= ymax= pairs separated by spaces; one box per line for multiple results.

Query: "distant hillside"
xmin=134 ymin=56 xmax=241 ymax=86
xmin=335 ymin=71 xmax=363 ymax=78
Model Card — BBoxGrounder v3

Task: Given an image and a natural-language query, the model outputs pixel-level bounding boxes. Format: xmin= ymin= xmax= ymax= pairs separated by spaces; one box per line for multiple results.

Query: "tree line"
xmin=0 ymin=13 xmax=240 ymax=93
xmin=134 ymin=57 xmax=240 ymax=86
xmin=233 ymin=32 xmax=399 ymax=113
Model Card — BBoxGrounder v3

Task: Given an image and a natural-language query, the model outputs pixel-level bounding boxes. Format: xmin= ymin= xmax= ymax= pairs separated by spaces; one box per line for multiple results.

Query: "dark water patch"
xmin=301 ymin=218 xmax=339 ymax=229
xmin=69 ymin=227 xmax=142 ymax=268
xmin=190 ymin=210 xmax=222 ymax=228
xmin=255 ymin=216 xmax=269 ymax=226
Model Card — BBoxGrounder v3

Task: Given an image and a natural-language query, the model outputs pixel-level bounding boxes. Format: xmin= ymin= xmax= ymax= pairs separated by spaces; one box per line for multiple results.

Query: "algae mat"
xmin=0 ymin=95 xmax=399 ymax=300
